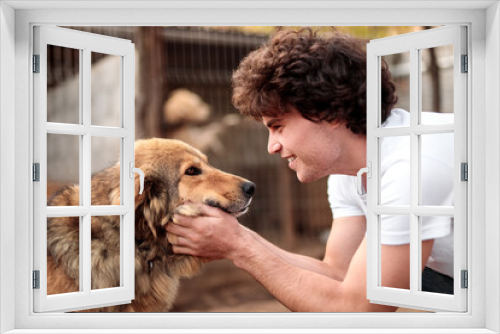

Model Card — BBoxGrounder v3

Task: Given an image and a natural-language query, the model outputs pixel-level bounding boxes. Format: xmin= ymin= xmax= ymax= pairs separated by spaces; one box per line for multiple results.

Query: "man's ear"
xmin=137 ymin=176 xmax=170 ymax=240
xmin=329 ymin=119 xmax=344 ymax=129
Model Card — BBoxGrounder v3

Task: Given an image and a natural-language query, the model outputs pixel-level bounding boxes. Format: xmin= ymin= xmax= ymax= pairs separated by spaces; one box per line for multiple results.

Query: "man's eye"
xmin=185 ymin=167 xmax=202 ymax=176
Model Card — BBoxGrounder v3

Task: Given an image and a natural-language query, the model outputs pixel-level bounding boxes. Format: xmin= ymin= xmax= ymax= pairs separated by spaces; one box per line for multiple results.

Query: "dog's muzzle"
xmin=204 ymin=181 xmax=255 ymax=218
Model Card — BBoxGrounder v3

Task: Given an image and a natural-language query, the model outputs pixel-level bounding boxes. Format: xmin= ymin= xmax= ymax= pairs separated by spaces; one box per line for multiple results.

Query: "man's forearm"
xmin=244 ymin=227 xmax=344 ymax=281
xmin=228 ymin=230 xmax=395 ymax=313
xmin=228 ymin=228 xmax=346 ymax=312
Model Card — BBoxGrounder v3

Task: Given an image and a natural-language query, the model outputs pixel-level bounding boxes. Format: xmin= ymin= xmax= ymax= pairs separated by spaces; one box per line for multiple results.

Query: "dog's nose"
xmin=242 ymin=182 xmax=256 ymax=197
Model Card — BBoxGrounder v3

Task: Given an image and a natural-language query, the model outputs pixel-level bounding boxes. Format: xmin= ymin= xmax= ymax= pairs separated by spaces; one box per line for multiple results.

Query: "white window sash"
xmin=33 ymin=25 xmax=136 ymax=313
xmin=366 ymin=25 xmax=468 ymax=312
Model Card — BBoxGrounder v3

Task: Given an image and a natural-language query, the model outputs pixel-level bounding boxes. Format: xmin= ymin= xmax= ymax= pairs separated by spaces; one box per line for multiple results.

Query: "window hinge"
xmin=33 ymin=163 xmax=40 ymax=182
xmin=33 ymin=270 xmax=40 ymax=289
xmin=461 ymin=270 xmax=468 ymax=289
xmin=33 ymin=54 xmax=40 ymax=73
xmin=461 ymin=162 xmax=468 ymax=181
xmin=461 ymin=54 xmax=468 ymax=73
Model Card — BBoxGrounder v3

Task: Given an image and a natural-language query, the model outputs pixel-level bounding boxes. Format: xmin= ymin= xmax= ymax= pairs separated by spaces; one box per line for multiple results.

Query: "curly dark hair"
xmin=231 ymin=28 xmax=397 ymax=135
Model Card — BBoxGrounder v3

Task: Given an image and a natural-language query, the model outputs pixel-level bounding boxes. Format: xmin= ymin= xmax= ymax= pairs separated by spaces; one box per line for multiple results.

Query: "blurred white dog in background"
xmin=163 ymin=88 xmax=240 ymax=155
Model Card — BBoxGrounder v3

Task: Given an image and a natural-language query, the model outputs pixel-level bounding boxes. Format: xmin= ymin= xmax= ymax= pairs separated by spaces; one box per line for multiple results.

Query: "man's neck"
xmin=345 ymin=134 xmax=367 ymax=176
xmin=330 ymin=124 xmax=367 ymax=176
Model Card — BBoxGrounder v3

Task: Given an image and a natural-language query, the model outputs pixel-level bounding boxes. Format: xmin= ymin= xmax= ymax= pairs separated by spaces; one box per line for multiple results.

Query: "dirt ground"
xmin=171 ymin=259 xmax=290 ymax=312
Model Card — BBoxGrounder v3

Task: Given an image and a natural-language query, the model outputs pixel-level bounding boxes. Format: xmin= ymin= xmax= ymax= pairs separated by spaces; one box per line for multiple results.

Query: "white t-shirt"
xmin=327 ymin=108 xmax=455 ymax=278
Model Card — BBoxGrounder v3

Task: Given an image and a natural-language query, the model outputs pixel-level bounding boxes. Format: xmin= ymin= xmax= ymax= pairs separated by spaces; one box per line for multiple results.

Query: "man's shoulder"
xmin=328 ymin=174 xmax=356 ymax=183
xmin=327 ymin=174 xmax=357 ymax=191
xmin=384 ymin=108 xmax=454 ymax=128
xmin=382 ymin=108 xmax=409 ymax=127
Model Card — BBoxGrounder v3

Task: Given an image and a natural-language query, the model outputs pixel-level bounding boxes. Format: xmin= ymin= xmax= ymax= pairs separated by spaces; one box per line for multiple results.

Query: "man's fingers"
xmin=170 ymin=235 xmax=191 ymax=247
xmin=166 ymin=222 xmax=191 ymax=242
xmin=197 ymin=204 xmax=226 ymax=217
xmin=171 ymin=245 xmax=198 ymax=256
xmin=171 ymin=213 xmax=198 ymax=227
xmin=166 ymin=232 xmax=178 ymax=245
xmin=172 ymin=212 xmax=215 ymax=227
xmin=174 ymin=203 xmax=225 ymax=223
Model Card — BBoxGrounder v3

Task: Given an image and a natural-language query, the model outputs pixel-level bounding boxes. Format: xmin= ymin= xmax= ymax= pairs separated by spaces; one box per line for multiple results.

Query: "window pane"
xmin=47 ymin=45 xmax=80 ymax=124
xmin=420 ymin=216 xmax=454 ymax=295
xmin=91 ymin=137 xmax=122 ymax=205
xmin=91 ymin=52 xmax=121 ymax=127
xmin=381 ymin=52 xmax=410 ymax=127
xmin=91 ymin=215 xmax=121 ymax=290
xmin=47 ymin=133 xmax=80 ymax=206
xmin=47 ymin=216 xmax=81 ymax=295
xmin=420 ymin=45 xmax=454 ymax=124
xmin=420 ymin=133 xmax=454 ymax=206
xmin=380 ymin=135 xmax=410 ymax=206
xmin=380 ymin=214 xmax=410 ymax=291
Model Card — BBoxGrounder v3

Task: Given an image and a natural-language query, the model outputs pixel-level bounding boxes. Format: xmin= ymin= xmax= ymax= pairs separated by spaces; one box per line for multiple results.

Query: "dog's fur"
xmin=47 ymin=138 xmax=254 ymax=312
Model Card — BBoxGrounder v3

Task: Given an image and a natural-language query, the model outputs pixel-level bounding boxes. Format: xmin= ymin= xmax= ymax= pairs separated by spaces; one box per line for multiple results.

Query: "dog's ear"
xmin=135 ymin=176 xmax=170 ymax=240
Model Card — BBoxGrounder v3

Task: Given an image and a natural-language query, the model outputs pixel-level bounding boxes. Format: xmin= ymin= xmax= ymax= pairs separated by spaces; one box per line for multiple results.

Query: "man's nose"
xmin=267 ymin=135 xmax=282 ymax=155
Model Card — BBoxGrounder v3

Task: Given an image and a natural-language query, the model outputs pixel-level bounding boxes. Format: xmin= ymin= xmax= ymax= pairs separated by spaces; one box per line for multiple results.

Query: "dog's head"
xmin=132 ymin=138 xmax=255 ymax=243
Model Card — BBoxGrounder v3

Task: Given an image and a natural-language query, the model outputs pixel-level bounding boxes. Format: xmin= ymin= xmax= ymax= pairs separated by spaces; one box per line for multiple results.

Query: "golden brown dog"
xmin=46 ymin=138 xmax=255 ymax=312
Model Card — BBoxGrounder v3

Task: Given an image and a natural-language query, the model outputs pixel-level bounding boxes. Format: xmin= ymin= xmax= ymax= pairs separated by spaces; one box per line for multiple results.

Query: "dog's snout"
xmin=242 ymin=182 xmax=256 ymax=198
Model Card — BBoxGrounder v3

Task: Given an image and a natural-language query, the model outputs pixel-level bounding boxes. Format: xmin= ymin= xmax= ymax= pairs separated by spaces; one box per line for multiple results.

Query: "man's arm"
xmin=242 ymin=227 xmax=338 ymax=279
xmin=323 ymin=216 xmax=367 ymax=281
xmin=167 ymin=205 xmax=434 ymax=312
xmin=235 ymin=233 xmax=434 ymax=312
xmin=246 ymin=216 xmax=366 ymax=282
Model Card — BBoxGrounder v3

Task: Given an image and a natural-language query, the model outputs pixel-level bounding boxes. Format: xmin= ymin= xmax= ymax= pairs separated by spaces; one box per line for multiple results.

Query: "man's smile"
xmin=285 ymin=155 xmax=297 ymax=168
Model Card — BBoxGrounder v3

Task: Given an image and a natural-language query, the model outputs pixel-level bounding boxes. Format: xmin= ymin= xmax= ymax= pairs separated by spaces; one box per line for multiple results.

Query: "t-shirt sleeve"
xmin=327 ymin=175 xmax=364 ymax=219
xmin=327 ymin=155 xmax=453 ymax=245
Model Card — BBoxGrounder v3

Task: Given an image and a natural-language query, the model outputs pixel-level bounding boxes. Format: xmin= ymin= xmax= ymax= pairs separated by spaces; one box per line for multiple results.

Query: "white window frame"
xmin=32 ymin=25 xmax=136 ymax=312
xmin=365 ymin=25 xmax=467 ymax=312
xmin=1 ymin=1 xmax=498 ymax=333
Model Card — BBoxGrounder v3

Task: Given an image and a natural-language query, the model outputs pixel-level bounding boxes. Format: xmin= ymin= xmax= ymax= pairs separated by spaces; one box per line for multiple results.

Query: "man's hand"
xmin=166 ymin=203 xmax=244 ymax=261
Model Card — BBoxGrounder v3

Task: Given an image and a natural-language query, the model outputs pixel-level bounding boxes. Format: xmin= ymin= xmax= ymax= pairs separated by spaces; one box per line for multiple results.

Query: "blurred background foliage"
xmin=205 ymin=25 xmax=432 ymax=39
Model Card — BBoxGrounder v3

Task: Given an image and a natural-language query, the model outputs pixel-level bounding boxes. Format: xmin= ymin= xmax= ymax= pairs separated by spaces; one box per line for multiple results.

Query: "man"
xmin=166 ymin=28 xmax=454 ymax=312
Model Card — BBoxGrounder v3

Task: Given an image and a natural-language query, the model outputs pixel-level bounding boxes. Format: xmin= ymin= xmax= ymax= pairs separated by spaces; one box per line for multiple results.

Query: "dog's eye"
xmin=185 ymin=167 xmax=202 ymax=176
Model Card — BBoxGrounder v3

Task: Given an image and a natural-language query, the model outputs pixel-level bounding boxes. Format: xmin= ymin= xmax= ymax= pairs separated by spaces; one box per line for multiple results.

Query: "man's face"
xmin=263 ymin=108 xmax=344 ymax=183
